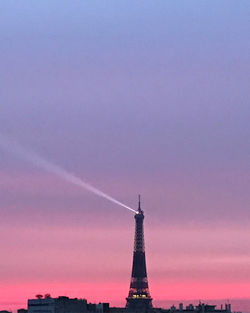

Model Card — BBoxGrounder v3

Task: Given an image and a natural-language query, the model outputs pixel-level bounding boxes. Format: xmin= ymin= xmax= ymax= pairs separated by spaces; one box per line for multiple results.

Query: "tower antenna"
xmin=138 ymin=194 xmax=141 ymax=211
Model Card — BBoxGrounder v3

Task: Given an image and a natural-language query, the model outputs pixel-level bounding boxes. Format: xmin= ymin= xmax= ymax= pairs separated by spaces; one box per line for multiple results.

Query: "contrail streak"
xmin=0 ymin=135 xmax=137 ymax=214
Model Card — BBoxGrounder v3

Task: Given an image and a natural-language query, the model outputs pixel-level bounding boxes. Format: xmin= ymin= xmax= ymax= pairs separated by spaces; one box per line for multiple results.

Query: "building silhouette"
xmin=126 ymin=196 xmax=152 ymax=311
xmin=17 ymin=310 xmax=28 ymax=313
xmin=28 ymin=296 xmax=88 ymax=313
xmin=27 ymin=295 xmax=110 ymax=313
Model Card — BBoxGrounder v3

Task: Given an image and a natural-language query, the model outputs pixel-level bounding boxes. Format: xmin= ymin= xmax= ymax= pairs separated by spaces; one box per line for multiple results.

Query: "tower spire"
xmin=126 ymin=196 xmax=152 ymax=311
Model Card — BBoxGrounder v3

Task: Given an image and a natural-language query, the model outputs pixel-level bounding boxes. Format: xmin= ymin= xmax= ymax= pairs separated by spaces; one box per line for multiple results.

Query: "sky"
xmin=0 ymin=1 xmax=250 ymax=312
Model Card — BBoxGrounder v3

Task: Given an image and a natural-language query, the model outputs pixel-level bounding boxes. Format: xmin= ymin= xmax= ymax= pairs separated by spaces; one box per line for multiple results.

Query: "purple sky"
xmin=0 ymin=1 xmax=250 ymax=312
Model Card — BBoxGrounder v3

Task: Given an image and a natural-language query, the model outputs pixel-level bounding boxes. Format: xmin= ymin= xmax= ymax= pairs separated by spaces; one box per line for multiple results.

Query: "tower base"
xmin=126 ymin=297 xmax=152 ymax=312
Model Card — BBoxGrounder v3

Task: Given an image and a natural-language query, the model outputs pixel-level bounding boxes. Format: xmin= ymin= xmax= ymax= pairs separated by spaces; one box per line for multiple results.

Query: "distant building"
xmin=110 ymin=303 xmax=235 ymax=313
xmin=17 ymin=309 xmax=27 ymax=313
xmin=152 ymin=303 xmax=233 ymax=313
xmin=27 ymin=296 xmax=110 ymax=313
xmin=28 ymin=296 xmax=88 ymax=313
xmin=96 ymin=303 xmax=110 ymax=313
xmin=87 ymin=302 xmax=109 ymax=313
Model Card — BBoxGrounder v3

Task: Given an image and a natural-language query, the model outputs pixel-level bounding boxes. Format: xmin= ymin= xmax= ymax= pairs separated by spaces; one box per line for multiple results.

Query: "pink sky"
xmin=1 ymin=171 xmax=250 ymax=311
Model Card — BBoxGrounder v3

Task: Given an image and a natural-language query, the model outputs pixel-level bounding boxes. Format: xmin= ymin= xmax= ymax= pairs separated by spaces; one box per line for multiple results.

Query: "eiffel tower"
xmin=126 ymin=196 xmax=152 ymax=311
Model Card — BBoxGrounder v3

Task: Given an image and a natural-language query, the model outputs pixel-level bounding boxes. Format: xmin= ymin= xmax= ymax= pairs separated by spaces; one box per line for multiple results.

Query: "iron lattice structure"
xmin=126 ymin=196 xmax=152 ymax=311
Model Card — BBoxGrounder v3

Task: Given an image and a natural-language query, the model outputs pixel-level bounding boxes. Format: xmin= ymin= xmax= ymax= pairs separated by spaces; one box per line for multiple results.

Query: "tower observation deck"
xmin=126 ymin=196 xmax=152 ymax=311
